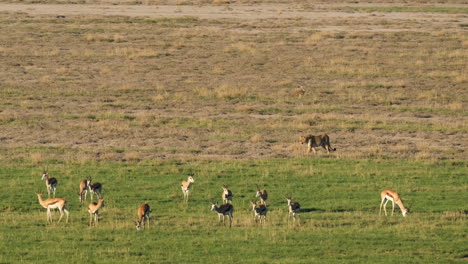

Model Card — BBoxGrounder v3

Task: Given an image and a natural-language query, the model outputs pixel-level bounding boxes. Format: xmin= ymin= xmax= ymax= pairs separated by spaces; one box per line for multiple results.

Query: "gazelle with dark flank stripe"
xmin=181 ymin=174 xmax=195 ymax=202
xmin=222 ymin=185 xmax=233 ymax=204
xmin=210 ymin=202 xmax=233 ymax=227
xmin=78 ymin=179 xmax=91 ymax=203
xmin=250 ymin=201 xmax=267 ymax=224
xmin=380 ymin=189 xmax=408 ymax=217
xmin=88 ymin=199 xmax=105 ymax=226
xmin=255 ymin=188 xmax=268 ymax=205
xmin=36 ymin=193 xmax=69 ymax=223
xmin=41 ymin=170 xmax=58 ymax=198
xmin=134 ymin=203 xmax=150 ymax=230
xmin=89 ymin=182 xmax=103 ymax=201
xmin=286 ymin=197 xmax=301 ymax=222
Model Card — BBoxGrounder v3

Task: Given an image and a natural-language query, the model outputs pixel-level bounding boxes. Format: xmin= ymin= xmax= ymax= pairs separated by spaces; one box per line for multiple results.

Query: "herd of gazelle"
xmin=35 ymin=170 xmax=410 ymax=228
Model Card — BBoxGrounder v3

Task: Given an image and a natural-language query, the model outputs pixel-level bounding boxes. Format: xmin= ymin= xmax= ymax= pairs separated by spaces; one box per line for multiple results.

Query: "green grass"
xmin=1 ymin=158 xmax=466 ymax=263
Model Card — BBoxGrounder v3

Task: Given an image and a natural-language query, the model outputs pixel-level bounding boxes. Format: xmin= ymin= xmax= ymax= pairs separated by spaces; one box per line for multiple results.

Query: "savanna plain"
xmin=0 ymin=0 xmax=467 ymax=263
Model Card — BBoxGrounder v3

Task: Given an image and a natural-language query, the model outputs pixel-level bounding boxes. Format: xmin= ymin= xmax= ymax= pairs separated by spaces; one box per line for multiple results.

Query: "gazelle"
xmin=255 ymin=188 xmax=268 ymax=205
xmin=36 ymin=193 xmax=69 ymax=223
xmin=250 ymin=201 xmax=267 ymax=224
xmin=78 ymin=179 xmax=91 ymax=203
xmin=88 ymin=199 xmax=105 ymax=226
xmin=134 ymin=203 xmax=150 ymax=230
xmin=181 ymin=175 xmax=195 ymax=202
xmin=294 ymin=86 xmax=305 ymax=97
xmin=286 ymin=197 xmax=301 ymax=221
xmin=41 ymin=170 xmax=58 ymax=198
xmin=380 ymin=189 xmax=409 ymax=217
xmin=210 ymin=202 xmax=233 ymax=227
xmin=222 ymin=185 xmax=233 ymax=204
xmin=89 ymin=182 xmax=103 ymax=201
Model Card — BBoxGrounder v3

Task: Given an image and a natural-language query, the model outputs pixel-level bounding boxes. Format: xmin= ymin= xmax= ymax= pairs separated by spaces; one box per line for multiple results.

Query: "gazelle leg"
xmin=383 ymin=200 xmax=390 ymax=216
xmin=57 ymin=208 xmax=63 ymax=222
xmin=379 ymin=198 xmax=385 ymax=216
xmin=391 ymin=200 xmax=395 ymax=216
xmin=64 ymin=209 xmax=69 ymax=223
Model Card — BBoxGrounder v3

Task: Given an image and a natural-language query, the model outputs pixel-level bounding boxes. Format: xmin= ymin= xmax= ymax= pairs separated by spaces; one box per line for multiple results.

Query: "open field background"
xmin=0 ymin=1 xmax=467 ymax=263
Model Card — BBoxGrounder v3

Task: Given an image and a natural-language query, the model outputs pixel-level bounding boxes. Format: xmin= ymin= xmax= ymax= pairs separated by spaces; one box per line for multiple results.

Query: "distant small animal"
xmin=294 ymin=86 xmax=306 ymax=97
xmin=134 ymin=203 xmax=151 ymax=230
xmin=181 ymin=174 xmax=195 ymax=202
xmin=41 ymin=170 xmax=57 ymax=198
xmin=250 ymin=201 xmax=267 ymax=224
xmin=299 ymin=134 xmax=336 ymax=154
xmin=255 ymin=188 xmax=268 ymax=205
xmin=210 ymin=202 xmax=233 ymax=227
xmin=286 ymin=197 xmax=301 ymax=221
xmin=380 ymin=189 xmax=408 ymax=217
xmin=222 ymin=185 xmax=233 ymax=204
xmin=36 ymin=193 xmax=69 ymax=223
xmin=88 ymin=199 xmax=105 ymax=226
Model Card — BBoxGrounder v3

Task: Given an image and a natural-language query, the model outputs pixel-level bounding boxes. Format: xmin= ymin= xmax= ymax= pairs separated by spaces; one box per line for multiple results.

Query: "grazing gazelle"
xmin=255 ymin=188 xmax=268 ymax=205
xmin=210 ymin=202 xmax=234 ymax=227
xmin=88 ymin=199 xmax=105 ymax=226
xmin=250 ymin=201 xmax=267 ymax=224
xmin=286 ymin=197 xmax=301 ymax=221
xmin=41 ymin=170 xmax=58 ymax=198
xmin=36 ymin=193 xmax=69 ymax=223
xmin=78 ymin=179 xmax=91 ymax=203
xmin=134 ymin=203 xmax=151 ymax=230
xmin=89 ymin=182 xmax=103 ymax=201
xmin=222 ymin=185 xmax=233 ymax=204
xmin=380 ymin=189 xmax=409 ymax=217
xmin=294 ymin=86 xmax=306 ymax=97
xmin=181 ymin=174 xmax=195 ymax=202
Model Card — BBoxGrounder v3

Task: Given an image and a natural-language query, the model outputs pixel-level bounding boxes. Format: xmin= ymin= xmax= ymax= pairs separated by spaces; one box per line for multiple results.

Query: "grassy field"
xmin=0 ymin=1 xmax=467 ymax=263
xmin=1 ymin=158 xmax=467 ymax=263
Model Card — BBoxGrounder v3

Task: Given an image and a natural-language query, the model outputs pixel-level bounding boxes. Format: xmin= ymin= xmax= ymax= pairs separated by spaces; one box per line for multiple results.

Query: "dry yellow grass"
xmin=0 ymin=3 xmax=466 ymax=163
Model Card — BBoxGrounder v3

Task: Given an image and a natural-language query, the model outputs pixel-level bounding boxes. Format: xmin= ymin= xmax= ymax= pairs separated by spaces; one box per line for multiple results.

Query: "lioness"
xmin=299 ymin=134 xmax=336 ymax=154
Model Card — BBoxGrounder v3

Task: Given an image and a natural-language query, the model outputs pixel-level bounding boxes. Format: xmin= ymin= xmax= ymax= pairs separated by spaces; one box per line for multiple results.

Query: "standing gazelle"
xmin=41 ymin=170 xmax=58 ymax=198
xmin=36 ymin=193 xmax=69 ymax=223
xmin=286 ymin=197 xmax=301 ymax=222
xmin=251 ymin=201 xmax=267 ymax=224
xmin=380 ymin=189 xmax=409 ymax=217
xmin=181 ymin=175 xmax=195 ymax=202
xmin=89 ymin=182 xmax=103 ymax=201
xmin=255 ymin=188 xmax=268 ymax=205
xmin=134 ymin=203 xmax=151 ymax=230
xmin=210 ymin=202 xmax=234 ymax=227
xmin=88 ymin=199 xmax=105 ymax=226
xmin=222 ymin=185 xmax=233 ymax=204
xmin=78 ymin=179 xmax=91 ymax=203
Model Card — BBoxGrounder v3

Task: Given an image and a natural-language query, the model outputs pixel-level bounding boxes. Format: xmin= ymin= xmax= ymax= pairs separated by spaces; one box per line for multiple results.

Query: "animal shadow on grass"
xmin=301 ymin=208 xmax=325 ymax=213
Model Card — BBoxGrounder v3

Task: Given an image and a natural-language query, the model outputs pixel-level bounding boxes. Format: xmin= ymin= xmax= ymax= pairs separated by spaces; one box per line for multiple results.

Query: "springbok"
xmin=380 ymin=189 xmax=409 ymax=217
xmin=251 ymin=201 xmax=267 ymax=224
xmin=210 ymin=202 xmax=234 ymax=227
xmin=181 ymin=175 xmax=195 ymax=202
xmin=222 ymin=185 xmax=233 ymax=204
xmin=78 ymin=179 xmax=91 ymax=203
xmin=286 ymin=197 xmax=301 ymax=221
xmin=134 ymin=203 xmax=150 ymax=230
xmin=36 ymin=193 xmax=69 ymax=223
xmin=89 ymin=182 xmax=103 ymax=201
xmin=88 ymin=199 xmax=105 ymax=226
xmin=255 ymin=188 xmax=268 ymax=205
xmin=41 ymin=170 xmax=58 ymax=198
